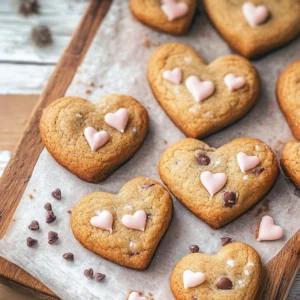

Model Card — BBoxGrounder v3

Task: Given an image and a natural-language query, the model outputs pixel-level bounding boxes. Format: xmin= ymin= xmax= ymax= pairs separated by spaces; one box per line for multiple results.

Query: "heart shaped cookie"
xmin=170 ymin=242 xmax=262 ymax=300
xmin=71 ymin=177 xmax=173 ymax=270
xmin=130 ymin=0 xmax=197 ymax=35
xmin=159 ymin=137 xmax=278 ymax=228
xmin=148 ymin=43 xmax=260 ymax=138
xmin=277 ymin=60 xmax=300 ymax=139
xmin=40 ymin=95 xmax=148 ymax=183
xmin=203 ymin=0 xmax=300 ymax=58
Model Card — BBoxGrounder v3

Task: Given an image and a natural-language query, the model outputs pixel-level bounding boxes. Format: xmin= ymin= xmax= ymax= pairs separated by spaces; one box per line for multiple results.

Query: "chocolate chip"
xmin=19 ymin=0 xmax=39 ymax=16
xmin=44 ymin=203 xmax=52 ymax=211
xmin=195 ymin=153 xmax=210 ymax=165
xmin=95 ymin=273 xmax=105 ymax=282
xmin=223 ymin=192 xmax=236 ymax=207
xmin=255 ymin=168 xmax=265 ymax=175
xmin=48 ymin=231 xmax=59 ymax=244
xmin=27 ymin=237 xmax=38 ymax=247
xmin=217 ymin=277 xmax=233 ymax=290
xmin=142 ymin=183 xmax=155 ymax=189
xmin=84 ymin=268 xmax=94 ymax=279
xmin=31 ymin=25 xmax=53 ymax=48
xmin=46 ymin=211 xmax=56 ymax=223
xmin=51 ymin=188 xmax=61 ymax=200
xmin=220 ymin=237 xmax=232 ymax=246
xmin=63 ymin=253 xmax=74 ymax=261
xmin=189 ymin=245 xmax=200 ymax=253
xmin=28 ymin=220 xmax=39 ymax=231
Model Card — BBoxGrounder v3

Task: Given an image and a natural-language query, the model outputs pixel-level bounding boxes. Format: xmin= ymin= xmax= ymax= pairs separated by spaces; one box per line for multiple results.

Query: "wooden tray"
xmin=0 ymin=0 xmax=299 ymax=299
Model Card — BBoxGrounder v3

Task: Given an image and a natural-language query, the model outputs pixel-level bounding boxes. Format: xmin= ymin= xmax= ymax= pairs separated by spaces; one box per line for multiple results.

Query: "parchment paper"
xmin=1 ymin=1 xmax=300 ymax=299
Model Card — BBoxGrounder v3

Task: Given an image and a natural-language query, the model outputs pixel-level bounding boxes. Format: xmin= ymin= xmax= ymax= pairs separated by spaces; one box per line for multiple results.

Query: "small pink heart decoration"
xmin=237 ymin=152 xmax=260 ymax=173
xmin=104 ymin=108 xmax=129 ymax=133
xmin=242 ymin=2 xmax=269 ymax=28
xmin=84 ymin=127 xmax=109 ymax=152
xmin=200 ymin=171 xmax=227 ymax=197
xmin=128 ymin=292 xmax=148 ymax=300
xmin=257 ymin=216 xmax=284 ymax=242
xmin=161 ymin=0 xmax=189 ymax=21
xmin=122 ymin=210 xmax=147 ymax=231
xmin=183 ymin=270 xmax=206 ymax=289
xmin=163 ymin=67 xmax=182 ymax=84
xmin=185 ymin=76 xmax=215 ymax=102
xmin=224 ymin=73 xmax=245 ymax=91
xmin=90 ymin=211 xmax=113 ymax=233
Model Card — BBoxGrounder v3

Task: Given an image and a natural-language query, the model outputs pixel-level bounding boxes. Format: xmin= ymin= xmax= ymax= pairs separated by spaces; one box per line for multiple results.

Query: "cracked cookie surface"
xmin=159 ymin=138 xmax=278 ymax=228
xmin=40 ymin=95 xmax=148 ymax=183
xmin=148 ymin=43 xmax=260 ymax=138
xmin=71 ymin=177 xmax=172 ymax=270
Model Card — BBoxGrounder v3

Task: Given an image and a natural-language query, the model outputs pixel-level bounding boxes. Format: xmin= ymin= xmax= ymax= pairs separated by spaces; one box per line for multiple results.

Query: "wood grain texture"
xmin=0 ymin=0 xmax=113 ymax=297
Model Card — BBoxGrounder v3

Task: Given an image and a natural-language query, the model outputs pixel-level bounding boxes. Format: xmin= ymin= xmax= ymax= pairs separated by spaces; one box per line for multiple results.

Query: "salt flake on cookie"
xmin=237 ymin=152 xmax=260 ymax=173
xmin=257 ymin=215 xmax=283 ymax=242
xmin=183 ymin=270 xmax=206 ymax=289
xmin=90 ymin=210 xmax=113 ymax=233
xmin=163 ymin=67 xmax=182 ymax=84
xmin=84 ymin=127 xmax=109 ymax=152
xmin=224 ymin=73 xmax=245 ymax=91
xmin=185 ymin=76 xmax=215 ymax=102
xmin=122 ymin=210 xmax=147 ymax=231
xmin=104 ymin=108 xmax=129 ymax=133
xmin=161 ymin=0 xmax=189 ymax=21
xmin=242 ymin=2 xmax=269 ymax=28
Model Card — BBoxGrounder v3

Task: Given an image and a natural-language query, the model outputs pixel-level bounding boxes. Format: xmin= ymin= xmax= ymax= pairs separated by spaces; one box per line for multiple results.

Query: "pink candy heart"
xmin=163 ymin=68 xmax=182 ymax=84
xmin=84 ymin=127 xmax=109 ymax=152
xmin=237 ymin=152 xmax=260 ymax=173
xmin=90 ymin=210 xmax=114 ymax=233
xmin=128 ymin=292 xmax=148 ymax=300
xmin=122 ymin=210 xmax=147 ymax=231
xmin=224 ymin=73 xmax=245 ymax=91
xmin=183 ymin=270 xmax=206 ymax=289
xmin=257 ymin=216 xmax=284 ymax=242
xmin=104 ymin=108 xmax=129 ymax=133
xmin=161 ymin=0 xmax=189 ymax=21
xmin=200 ymin=171 xmax=227 ymax=197
xmin=242 ymin=2 xmax=269 ymax=28
xmin=185 ymin=76 xmax=215 ymax=102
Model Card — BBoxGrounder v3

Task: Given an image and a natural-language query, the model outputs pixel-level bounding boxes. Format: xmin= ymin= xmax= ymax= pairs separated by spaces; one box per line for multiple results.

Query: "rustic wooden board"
xmin=0 ymin=0 xmax=299 ymax=299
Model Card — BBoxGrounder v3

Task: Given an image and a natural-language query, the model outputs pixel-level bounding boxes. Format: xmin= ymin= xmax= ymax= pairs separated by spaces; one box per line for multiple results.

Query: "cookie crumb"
xmin=85 ymin=89 xmax=92 ymax=94
xmin=27 ymin=237 xmax=38 ymax=247
xmin=63 ymin=253 xmax=74 ymax=261
xmin=163 ymin=139 xmax=168 ymax=144
xmin=28 ymin=194 xmax=33 ymax=199
xmin=51 ymin=188 xmax=61 ymax=200
xmin=19 ymin=0 xmax=39 ymax=16
xmin=31 ymin=25 xmax=53 ymax=48
xmin=143 ymin=39 xmax=152 ymax=48
xmin=95 ymin=273 xmax=105 ymax=282
xmin=89 ymin=81 xmax=95 ymax=87
xmin=67 ymin=209 xmax=72 ymax=214
xmin=220 ymin=237 xmax=232 ymax=246
xmin=84 ymin=268 xmax=94 ymax=279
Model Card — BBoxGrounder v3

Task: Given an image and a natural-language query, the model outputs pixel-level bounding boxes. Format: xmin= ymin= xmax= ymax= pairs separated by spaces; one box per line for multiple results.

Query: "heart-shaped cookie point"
xmin=237 ymin=152 xmax=260 ymax=173
xmin=104 ymin=108 xmax=129 ymax=133
xmin=257 ymin=216 xmax=284 ymax=242
xmin=200 ymin=171 xmax=227 ymax=197
xmin=84 ymin=127 xmax=109 ymax=152
xmin=159 ymin=138 xmax=278 ymax=228
xmin=183 ymin=270 xmax=206 ymax=289
xmin=122 ymin=210 xmax=147 ymax=231
xmin=242 ymin=2 xmax=269 ymax=28
xmin=163 ymin=67 xmax=182 ymax=84
xmin=171 ymin=242 xmax=262 ymax=299
xmin=40 ymin=95 xmax=148 ymax=183
xmin=185 ymin=76 xmax=215 ymax=102
xmin=148 ymin=43 xmax=260 ymax=138
xmin=90 ymin=210 xmax=113 ymax=233
xmin=128 ymin=292 xmax=148 ymax=300
xmin=161 ymin=0 xmax=189 ymax=21
xmin=71 ymin=177 xmax=172 ymax=270
xmin=224 ymin=73 xmax=246 ymax=91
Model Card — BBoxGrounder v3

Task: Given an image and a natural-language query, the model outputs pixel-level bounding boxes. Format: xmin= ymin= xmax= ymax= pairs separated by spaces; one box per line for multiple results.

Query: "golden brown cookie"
xmin=203 ymin=0 xmax=300 ymax=58
xmin=170 ymin=242 xmax=262 ymax=300
xmin=148 ymin=43 xmax=260 ymax=138
xmin=40 ymin=95 xmax=148 ymax=183
xmin=71 ymin=177 xmax=173 ymax=270
xmin=281 ymin=139 xmax=300 ymax=189
xmin=130 ymin=0 xmax=197 ymax=35
xmin=277 ymin=60 xmax=300 ymax=139
xmin=159 ymin=138 xmax=278 ymax=229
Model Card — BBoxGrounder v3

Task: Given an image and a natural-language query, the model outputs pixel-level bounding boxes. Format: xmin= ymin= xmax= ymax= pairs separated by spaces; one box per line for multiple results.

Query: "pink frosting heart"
xmin=128 ymin=292 xmax=148 ymax=300
xmin=163 ymin=67 xmax=182 ymax=84
xmin=84 ymin=127 xmax=109 ymax=152
xmin=237 ymin=152 xmax=260 ymax=173
xmin=122 ymin=210 xmax=147 ymax=231
xmin=161 ymin=0 xmax=189 ymax=21
xmin=257 ymin=216 xmax=284 ymax=242
xmin=185 ymin=76 xmax=215 ymax=102
xmin=183 ymin=270 xmax=206 ymax=289
xmin=90 ymin=210 xmax=113 ymax=233
xmin=200 ymin=171 xmax=227 ymax=197
xmin=104 ymin=108 xmax=129 ymax=133
xmin=242 ymin=2 xmax=269 ymax=28
xmin=224 ymin=73 xmax=245 ymax=91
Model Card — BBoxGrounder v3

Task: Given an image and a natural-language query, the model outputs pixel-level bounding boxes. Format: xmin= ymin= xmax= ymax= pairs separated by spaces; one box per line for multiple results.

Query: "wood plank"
xmin=0 ymin=0 xmax=113 ymax=297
